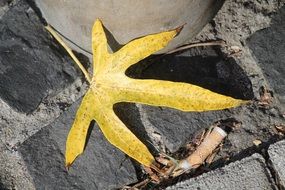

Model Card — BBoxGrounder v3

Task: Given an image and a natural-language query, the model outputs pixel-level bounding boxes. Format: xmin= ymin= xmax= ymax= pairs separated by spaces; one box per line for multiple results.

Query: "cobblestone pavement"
xmin=0 ymin=0 xmax=284 ymax=189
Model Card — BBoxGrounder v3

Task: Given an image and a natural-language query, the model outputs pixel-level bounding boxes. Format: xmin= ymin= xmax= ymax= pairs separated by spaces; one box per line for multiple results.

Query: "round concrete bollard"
xmin=35 ymin=0 xmax=224 ymax=58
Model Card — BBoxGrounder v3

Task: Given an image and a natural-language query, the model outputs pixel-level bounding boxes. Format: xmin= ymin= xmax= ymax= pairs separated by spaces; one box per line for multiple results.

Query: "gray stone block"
xmin=0 ymin=0 xmax=78 ymax=113
xmin=268 ymin=140 xmax=285 ymax=188
xmin=167 ymin=154 xmax=275 ymax=190
xmin=247 ymin=6 xmax=285 ymax=108
xmin=19 ymin=99 xmax=137 ymax=190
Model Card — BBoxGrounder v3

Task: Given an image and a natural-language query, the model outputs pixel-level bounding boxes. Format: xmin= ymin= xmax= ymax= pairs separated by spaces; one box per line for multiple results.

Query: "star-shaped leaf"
xmin=46 ymin=19 xmax=247 ymax=168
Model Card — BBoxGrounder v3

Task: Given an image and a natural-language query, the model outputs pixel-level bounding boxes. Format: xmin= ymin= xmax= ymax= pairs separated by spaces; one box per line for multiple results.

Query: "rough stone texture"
xmin=269 ymin=140 xmax=285 ymax=188
xmin=18 ymin=99 xmax=137 ymax=190
xmin=0 ymin=0 xmax=9 ymax=18
xmin=195 ymin=0 xmax=284 ymax=101
xmin=0 ymin=181 xmax=8 ymax=190
xmin=0 ymin=146 xmax=35 ymax=190
xmin=0 ymin=74 xmax=87 ymax=190
xmin=167 ymin=154 xmax=275 ymax=190
xmin=0 ymin=0 xmax=78 ymax=113
xmin=247 ymin=6 xmax=285 ymax=109
xmin=0 ymin=3 xmax=91 ymax=188
xmin=0 ymin=0 xmax=88 ymax=166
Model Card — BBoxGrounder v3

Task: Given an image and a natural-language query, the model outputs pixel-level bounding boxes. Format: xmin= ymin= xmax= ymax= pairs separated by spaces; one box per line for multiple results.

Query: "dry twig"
xmin=165 ymin=40 xmax=226 ymax=55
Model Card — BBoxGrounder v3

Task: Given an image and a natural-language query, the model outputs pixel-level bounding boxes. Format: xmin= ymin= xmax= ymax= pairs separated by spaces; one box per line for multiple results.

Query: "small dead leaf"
xmin=228 ymin=45 xmax=242 ymax=55
xmin=143 ymin=166 xmax=161 ymax=183
xmin=258 ymin=86 xmax=272 ymax=107
xmin=253 ymin=139 xmax=262 ymax=146
xmin=275 ymin=124 xmax=285 ymax=135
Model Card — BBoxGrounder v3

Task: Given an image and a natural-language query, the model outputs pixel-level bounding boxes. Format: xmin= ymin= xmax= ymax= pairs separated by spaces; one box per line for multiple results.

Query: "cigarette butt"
xmin=187 ymin=127 xmax=227 ymax=168
xmin=184 ymin=127 xmax=227 ymax=169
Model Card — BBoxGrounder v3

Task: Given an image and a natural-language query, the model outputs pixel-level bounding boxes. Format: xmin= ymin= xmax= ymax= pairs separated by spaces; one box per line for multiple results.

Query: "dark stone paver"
xmin=247 ymin=6 xmax=285 ymax=109
xmin=19 ymin=99 xmax=137 ymax=190
xmin=139 ymin=105 xmax=233 ymax=152
xmin=0 ymin=0 xmax=78 ymax=113
xmin=268 ymin=139 xmax=285 ymax=188
xmin=167 ymin=154 xmax=275 ymax=190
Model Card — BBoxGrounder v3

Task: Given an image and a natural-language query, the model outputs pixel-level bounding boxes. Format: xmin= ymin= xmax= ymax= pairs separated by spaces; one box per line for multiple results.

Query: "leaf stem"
xmin=45 ymin=24 xmax=92 ymax=83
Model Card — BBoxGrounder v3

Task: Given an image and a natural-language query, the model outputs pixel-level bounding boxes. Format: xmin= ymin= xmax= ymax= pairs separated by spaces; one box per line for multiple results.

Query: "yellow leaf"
xmin=46 ymin=19 xmax=248 ymax=168
xmin=105 ymin=77 xmax=245 ymax=112
xmin=65 ymin=89 xmax=95 ymax=167
xmin=66 ymin=88 xmax=154 ymax=167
